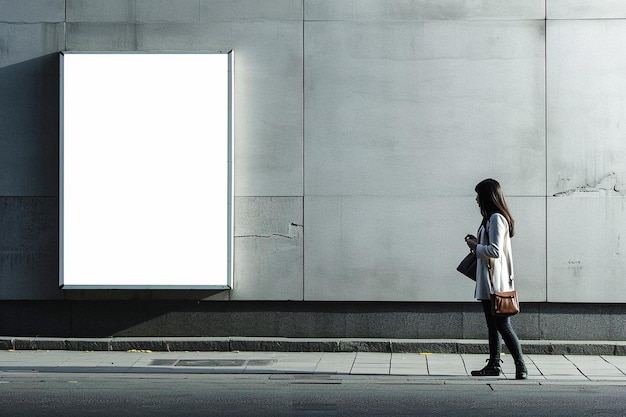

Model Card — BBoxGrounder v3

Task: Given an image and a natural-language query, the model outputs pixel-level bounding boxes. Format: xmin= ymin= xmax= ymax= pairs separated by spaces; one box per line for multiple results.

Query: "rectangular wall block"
xmin=304 ymin=196 xmax=545 ymax=301
xmin=304 ymin=20 xmax=546 ymax=198
xmin=233 ymin=197 xmax=303 ymax=300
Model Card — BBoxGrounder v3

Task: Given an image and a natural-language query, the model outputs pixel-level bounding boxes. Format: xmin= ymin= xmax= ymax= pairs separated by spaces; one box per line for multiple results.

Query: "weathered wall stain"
xmin=567 ymin=260 xmax=582 ymax=277
xmin=553 ymin=172 xmax=622 ymax=197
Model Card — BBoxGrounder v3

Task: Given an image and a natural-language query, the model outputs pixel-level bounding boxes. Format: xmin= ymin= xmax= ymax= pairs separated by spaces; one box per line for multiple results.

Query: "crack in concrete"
xmin=236 ymin=223 xmax=303 ymax=240
xmin=237 ymin=234 xmax=295 ymax=239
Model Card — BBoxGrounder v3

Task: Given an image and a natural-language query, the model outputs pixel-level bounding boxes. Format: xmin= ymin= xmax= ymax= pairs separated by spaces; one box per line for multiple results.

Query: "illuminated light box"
xmin=60 ymin=52 xmax=233 ymax=289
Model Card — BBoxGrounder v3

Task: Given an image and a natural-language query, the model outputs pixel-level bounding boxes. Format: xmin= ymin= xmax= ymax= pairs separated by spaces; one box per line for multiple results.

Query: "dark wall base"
xmin=1 ymin=301 xmax=625 ymax=341
xmin=1 ymin=337 xmax=624 ymax=355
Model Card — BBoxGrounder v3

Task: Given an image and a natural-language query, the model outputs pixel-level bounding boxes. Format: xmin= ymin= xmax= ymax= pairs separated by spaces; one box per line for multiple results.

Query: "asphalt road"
xmin=0 ymin=373 xmax=625 ymax=417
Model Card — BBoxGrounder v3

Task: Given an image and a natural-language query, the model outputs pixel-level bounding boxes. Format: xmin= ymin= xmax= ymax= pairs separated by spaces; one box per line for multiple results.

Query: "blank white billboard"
xmin=60 ymin=52 xmax=233 ymax=289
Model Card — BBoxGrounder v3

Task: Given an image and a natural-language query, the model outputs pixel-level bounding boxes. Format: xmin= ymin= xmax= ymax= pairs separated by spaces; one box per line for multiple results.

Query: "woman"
xmin=465 ymin=179 xmax=527 ymax=380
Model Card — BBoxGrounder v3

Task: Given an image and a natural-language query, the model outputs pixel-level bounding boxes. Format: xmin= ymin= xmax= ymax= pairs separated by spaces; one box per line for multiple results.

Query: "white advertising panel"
xmin=60 ymin=52 xmax=233 ymax=289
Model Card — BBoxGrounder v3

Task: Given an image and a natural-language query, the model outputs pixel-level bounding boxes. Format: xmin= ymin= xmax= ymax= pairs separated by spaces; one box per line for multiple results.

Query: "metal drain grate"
xmin=177 ymin=359 xmax=246 ymax=367
xmin=149 ymin=359 xmax=276 ymax=367
xmin=150 ymin=359 xmax=178 ymax=366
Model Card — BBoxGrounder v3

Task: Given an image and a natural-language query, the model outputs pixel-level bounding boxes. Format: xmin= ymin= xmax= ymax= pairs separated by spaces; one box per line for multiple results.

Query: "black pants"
xmin=480 ymin=299 xmax=523 ymax=362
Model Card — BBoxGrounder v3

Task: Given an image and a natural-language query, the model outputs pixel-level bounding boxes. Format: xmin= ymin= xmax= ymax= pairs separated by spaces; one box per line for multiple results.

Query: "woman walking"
xmin=465 ymin=179 xmax=527 ymax=379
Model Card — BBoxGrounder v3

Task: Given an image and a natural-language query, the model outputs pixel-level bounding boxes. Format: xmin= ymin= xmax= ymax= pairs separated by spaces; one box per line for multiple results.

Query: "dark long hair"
xmin=475 ymin=179 xmax=515 ymax=237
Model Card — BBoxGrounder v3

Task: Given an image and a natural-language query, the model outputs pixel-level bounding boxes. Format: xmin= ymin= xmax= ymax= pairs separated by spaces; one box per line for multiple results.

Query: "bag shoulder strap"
xmin=504 ymin=231 xmax=513 ymax=281
xmin=481 ymin=222 xmax=496 ymax=289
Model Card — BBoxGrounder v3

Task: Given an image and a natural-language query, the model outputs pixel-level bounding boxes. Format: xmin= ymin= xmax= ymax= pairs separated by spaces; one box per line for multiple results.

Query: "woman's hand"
xmin=465 ymin=234 xmax=478 ymax=251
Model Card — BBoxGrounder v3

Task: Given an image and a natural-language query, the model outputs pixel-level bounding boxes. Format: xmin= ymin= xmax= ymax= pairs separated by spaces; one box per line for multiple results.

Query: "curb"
xmin=1 ymin=337 xmax=625 ymax=355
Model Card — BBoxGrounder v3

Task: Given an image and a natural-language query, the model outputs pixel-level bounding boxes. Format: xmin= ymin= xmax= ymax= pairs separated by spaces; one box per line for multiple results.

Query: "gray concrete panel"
xmin=232 ymin=197 xmax=303 ymax=300
xmin=66 ymin=0 xmax=303 ymax=23
xmin=0 ymin=22 xmax=64 ymax=67
xmin=547 ymin=0 xmax=626 ymax=19
xmin=547 ymin=20 xmax=626 ymax=197
xmin=304 ymin=20 xmax=545 ymax=197
xmin=545 ymin=19 xmax=626 ymax=303
xmin=0 ymin=197 xmax=62 ymax=300
xmin=198 ymin=0 xmax=302 ymax=21
xmin=547 ymin=196 xmax=626 ymax=302
xmin=304 ymin=196 xmax=545 ymax=301
xmin=67 ymin=21 xmax=303 ymax=197
xmin=0 ymin=0 xmax=64 ymax=23
xmin=224 ymin=21 xmax=303 ymax=197
xmin=65 ymin=22 xmax=140 ymax=50
xmin=305 ymin=0 xmax=545 ymax=21
xmin=0 ymin=49 xmax=61 ymax=196
xmin=66 ymin=0 xmax=137 ymax=22
xmin=506 ymin=197 xmax=547 ymax=302
xmin=136 ymin=0 xmax=201 ymax=23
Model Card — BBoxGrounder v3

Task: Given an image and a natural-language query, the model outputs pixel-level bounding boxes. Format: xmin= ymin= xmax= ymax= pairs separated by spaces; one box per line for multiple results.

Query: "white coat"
xmin=474 ymin=213 xmax=515 ymax=300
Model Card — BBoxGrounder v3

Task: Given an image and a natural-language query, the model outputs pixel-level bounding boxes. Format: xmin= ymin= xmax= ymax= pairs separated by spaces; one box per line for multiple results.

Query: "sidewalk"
xmin=1 ymin=349 xmax=626 ymax=384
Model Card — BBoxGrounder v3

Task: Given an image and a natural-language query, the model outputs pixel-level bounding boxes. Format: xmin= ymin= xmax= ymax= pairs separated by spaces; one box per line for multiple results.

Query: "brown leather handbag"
xmin=491 ymin=291 xmax=520 ymax=317
xmin=487 ymin=258 xmax=520 ymax=317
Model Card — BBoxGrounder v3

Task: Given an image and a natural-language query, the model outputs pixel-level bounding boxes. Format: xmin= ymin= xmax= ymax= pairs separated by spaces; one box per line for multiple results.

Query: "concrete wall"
xmin=1 ymin=0 xmax=626 ymax=330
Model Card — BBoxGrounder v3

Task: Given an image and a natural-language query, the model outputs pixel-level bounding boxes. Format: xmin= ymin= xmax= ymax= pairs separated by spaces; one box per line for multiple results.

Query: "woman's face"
xmin=475 ymin=194 xmax=480 ymax=208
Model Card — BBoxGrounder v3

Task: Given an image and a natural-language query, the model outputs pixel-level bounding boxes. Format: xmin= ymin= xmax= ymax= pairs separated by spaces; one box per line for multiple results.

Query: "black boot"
xmin=471 ymin=359 xmax=502 ymax=376
xmin=515 ymin=360 xmax=527 ymax=380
